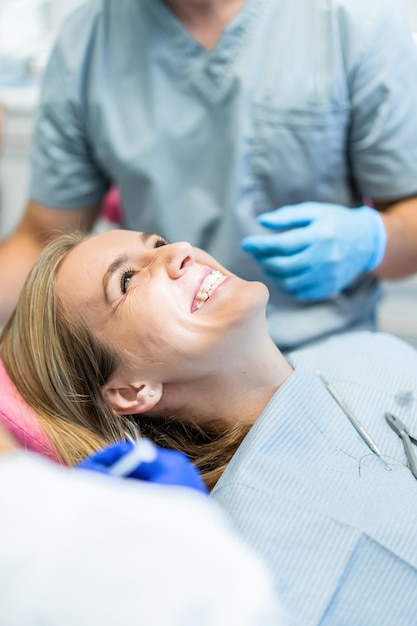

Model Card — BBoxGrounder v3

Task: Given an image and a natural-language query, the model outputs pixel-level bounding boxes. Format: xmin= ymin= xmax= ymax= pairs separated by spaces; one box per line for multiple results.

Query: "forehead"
xmin=57 ymin=229 xmax=142 ymax=305
xmin=68 ymin=229 xmax=144 ymax=270
xmin=79 ymin=229 xmax=142 ymax=259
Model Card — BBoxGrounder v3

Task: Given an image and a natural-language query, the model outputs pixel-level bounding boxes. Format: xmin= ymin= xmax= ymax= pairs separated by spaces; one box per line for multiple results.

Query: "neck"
xmin=164 ymin=0 xmax=246 ymax=50
xmin=161 ymin=330 xmax=293 ymax=428
xmin=203 ymin=344 xmax=292 ymax=427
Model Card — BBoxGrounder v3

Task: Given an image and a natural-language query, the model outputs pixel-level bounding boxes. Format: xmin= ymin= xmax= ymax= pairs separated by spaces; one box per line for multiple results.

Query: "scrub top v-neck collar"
xmin=143 ymin=0 xmax=264 ymax=101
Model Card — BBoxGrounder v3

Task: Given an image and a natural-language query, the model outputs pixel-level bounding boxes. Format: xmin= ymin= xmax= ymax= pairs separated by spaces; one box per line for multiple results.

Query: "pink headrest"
xmin=0 ymin=358 xmax=59 ymax=460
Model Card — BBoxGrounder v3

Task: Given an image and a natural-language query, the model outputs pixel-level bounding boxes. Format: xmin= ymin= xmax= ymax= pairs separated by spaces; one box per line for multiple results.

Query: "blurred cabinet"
xmin=0 ymin=0 xmax=86 ymax=236
xmin=378 ymin=278 xmax=417 ymax=349
xmin=0 ymin=86 xmax=36 ymax=237
xmin=403 ymin=0 xmax=417 ymax=31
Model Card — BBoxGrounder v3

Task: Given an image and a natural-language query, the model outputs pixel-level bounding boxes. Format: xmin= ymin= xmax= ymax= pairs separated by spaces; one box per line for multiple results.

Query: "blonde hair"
xmin=0 ymin=232 xmax=248 ymax=489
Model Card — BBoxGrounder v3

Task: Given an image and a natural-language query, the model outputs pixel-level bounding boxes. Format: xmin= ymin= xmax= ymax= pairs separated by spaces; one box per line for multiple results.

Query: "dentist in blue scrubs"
xmin=1 ymin=0 xmax=417 ymax=351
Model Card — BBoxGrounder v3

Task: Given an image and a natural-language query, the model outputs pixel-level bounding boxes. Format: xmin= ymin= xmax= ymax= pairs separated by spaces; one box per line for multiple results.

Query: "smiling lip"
xmin=191 ymin=269 xmax=227 ymax=312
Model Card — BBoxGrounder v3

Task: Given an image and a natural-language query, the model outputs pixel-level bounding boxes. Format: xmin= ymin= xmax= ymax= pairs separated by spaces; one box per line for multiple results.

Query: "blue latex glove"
xmin=77 ymin=438 xmax=208 ymax=494
xmin=241 ymin=202 xmax=387 ymax=301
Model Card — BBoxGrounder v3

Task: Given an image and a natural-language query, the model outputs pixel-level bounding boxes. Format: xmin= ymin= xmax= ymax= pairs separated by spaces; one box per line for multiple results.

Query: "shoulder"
xmin=56 ymin=0 xmax=103 ymax=47
xmin=328 ymin=0 xmax=408 ymax=25
xmin=279 ymin=0 xmax=415 ymax=76
xmin=49 ymin=0 xmax=142 ymax=72
xmin=331 ymin=0 xmax=413 ymax=73
xmin=296 ymin=0 xmax=409 ymax=29
xmin=44 ymin=1 xmax=103 ymax=78
xmin=330 ymin=0 xmax=413 ymax=49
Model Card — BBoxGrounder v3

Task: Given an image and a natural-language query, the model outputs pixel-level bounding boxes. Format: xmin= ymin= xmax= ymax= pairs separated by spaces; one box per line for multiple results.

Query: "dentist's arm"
xmin=0 ymin=198 xmax=101 ymax=326
xmin=372 ymin=196 xmax=417 ymax=278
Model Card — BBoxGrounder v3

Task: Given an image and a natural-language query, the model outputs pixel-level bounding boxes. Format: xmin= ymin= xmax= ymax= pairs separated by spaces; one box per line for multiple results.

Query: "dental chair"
xmin=0 ymin=358 xmax=58 ymax=459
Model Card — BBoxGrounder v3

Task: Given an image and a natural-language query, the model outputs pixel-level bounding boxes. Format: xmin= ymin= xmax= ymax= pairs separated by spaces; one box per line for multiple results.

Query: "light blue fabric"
xmin=212 ymin=331 xmax=417 ymax=625
xmin=29 ymin=0 xmax=417 ymax=349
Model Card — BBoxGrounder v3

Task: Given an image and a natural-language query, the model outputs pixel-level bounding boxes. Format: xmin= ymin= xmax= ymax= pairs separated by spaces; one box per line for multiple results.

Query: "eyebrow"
xmin=102 ymin=232 xmax=154 ymax=303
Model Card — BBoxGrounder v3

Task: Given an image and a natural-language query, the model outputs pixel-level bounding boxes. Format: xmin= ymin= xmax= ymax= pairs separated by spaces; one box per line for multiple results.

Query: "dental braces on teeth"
xmin=195 ymin=270 xmax=225 ymax=308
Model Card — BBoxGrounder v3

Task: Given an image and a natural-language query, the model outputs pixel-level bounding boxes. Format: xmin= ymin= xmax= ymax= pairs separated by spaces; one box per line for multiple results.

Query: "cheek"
xmin=136 ymin=317 xmax=202 ymax=377
xmin=117 ymin=299 xmax=177 ymax=364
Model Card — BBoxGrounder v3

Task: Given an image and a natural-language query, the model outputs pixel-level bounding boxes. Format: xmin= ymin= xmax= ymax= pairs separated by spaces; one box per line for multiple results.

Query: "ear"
xmin=102 ymin=380 xmax=163 ymax=415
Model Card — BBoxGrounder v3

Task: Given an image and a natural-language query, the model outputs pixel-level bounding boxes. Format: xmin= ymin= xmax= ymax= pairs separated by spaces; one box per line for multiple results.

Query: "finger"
xmin=258 ymin=203 xmax=320 ymax=230
xmin=266 ymin=272 xmax=334 ymax=300
xmin=260 ymin=245 xmax=322 ymax=276
xmin=265 ymin=267 xmax=316 ymax=293
xmin=242 ymin=226 xmax=315 ymax=257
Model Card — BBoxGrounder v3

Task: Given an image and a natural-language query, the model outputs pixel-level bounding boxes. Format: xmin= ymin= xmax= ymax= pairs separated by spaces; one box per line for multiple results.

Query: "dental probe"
xmin=315 ymin=370 xmax=388 ymax=468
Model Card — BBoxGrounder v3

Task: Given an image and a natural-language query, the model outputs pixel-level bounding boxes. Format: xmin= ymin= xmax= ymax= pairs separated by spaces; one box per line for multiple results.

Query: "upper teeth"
xmin=195 ymin=270 xmax=225 ymax=308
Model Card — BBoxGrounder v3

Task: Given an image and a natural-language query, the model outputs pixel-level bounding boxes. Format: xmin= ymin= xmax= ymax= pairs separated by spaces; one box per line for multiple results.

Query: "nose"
xmin=160 ymin=241 xmax=195 ymax=279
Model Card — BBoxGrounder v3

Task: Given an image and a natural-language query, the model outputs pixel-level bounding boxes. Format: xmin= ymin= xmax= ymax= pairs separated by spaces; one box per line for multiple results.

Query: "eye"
xmin=119 ymin=236 xmax=169 ymax=294
xmin=154 ymin=235 xmax=169 ymax=248
xmin=120 ymin=268 xmax=136 ymax=294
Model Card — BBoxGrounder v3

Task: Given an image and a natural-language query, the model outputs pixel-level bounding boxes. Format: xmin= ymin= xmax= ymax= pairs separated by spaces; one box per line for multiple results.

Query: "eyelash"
xmin=119 ymin=236 xmax=169 ymax=294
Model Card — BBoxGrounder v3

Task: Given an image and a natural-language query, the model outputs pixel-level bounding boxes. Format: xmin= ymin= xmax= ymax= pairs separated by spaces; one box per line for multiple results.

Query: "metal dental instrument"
xmin=316 ymin=370 xmax=386 ymax=465
xmin=385 ymin=412 xmax=417 ymax=480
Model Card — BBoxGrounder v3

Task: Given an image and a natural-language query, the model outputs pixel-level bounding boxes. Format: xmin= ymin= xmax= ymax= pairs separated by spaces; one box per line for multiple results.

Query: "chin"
xmin=232 ymin=281 xmax=269 ymax=320
xmin=252 ymin=280 xmax=270 ymax=303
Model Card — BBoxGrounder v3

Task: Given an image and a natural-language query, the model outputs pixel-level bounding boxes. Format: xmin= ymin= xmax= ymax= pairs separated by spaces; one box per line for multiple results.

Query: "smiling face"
xmin=56 ymin=230 xmax=269 ymax=391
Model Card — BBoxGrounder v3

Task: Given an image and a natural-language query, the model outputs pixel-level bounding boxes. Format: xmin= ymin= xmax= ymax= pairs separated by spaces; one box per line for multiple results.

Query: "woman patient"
xmin=0 ymin=229 xmax=291 ymax=486
xmin=2 ymin=229 xmax=417 ymax=625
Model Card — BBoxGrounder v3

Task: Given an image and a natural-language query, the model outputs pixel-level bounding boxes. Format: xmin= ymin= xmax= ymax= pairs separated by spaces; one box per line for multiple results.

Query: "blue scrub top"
xmin=29 ymin=0 xmax=417 ymax=349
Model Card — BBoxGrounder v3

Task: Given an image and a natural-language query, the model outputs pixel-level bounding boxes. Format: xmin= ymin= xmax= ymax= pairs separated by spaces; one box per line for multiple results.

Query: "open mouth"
xmin=192 ymin=270 xmax=226 ymax=311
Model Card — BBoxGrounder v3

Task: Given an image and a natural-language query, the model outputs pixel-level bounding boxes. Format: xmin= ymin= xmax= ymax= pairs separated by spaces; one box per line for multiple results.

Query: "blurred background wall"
xmin=404 ymin=0 xmax=417 ymax=28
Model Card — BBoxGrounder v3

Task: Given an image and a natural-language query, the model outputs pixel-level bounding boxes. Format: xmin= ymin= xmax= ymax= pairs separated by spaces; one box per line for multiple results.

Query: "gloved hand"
xmin=77 ymin=438 xmax=208 ymax=494
xmin=241 ymin=202 xmax=387 ymax=301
